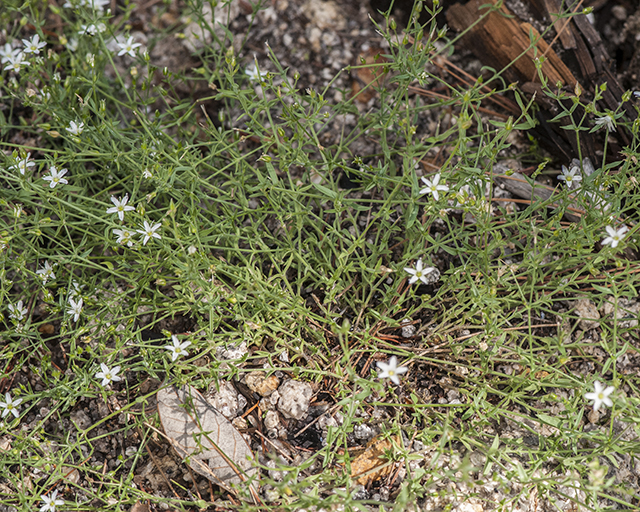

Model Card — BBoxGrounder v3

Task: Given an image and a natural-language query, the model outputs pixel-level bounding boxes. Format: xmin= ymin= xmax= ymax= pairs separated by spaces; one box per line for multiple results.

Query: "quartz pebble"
xmin=277 ymin=379 xmax=313 ymax=420
xmin=209 ymin=381 xmax=240 ymax=419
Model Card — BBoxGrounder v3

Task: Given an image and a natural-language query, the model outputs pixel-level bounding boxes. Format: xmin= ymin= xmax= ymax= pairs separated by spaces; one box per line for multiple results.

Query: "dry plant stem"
xmin=142 ymin=426 xmax=181 ymax=499
xmin=253 ymin=430 xmax=295 ymax=462
xmin=408 ymin=85 xmax=510 ymax=120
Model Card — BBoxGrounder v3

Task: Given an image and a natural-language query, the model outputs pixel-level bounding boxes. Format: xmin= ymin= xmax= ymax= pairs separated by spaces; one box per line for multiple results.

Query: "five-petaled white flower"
xmin=376 ymin=356 xmax=409 ymax=385
xmin=116 ymin=36 xmax=141 ymax=58
xmin=85 ymin=0 xmax=109 ymax=11
xmin=245 ymin=62 xmax=267 ymax=81
xmin=66 ymin=120 xmax=84 ymax=136
xmin=585 ymin=381 xmax=614 ymax=412
xmin=95 ymin=363 xmax=122 ymax=387
xmin=137 ymin=220 xmax=162 ymax=245
xmin=0 ymin=392 xmax=22 ymax=418
xmin=11 ymin=153 xmax=36 ymax=175
xmin=42 ymin=166 xmax=68 ymax=189
xmin=558 ymin=165 xmax=582 ymax=188
xmin=594 ymin=114 xmax=616 ymax=132
xmin=3 ymin=53 xmax=30 ymax=73
xmin=165 ymin=335 xmax=192 ymax=362
xmin=106 ymin=194 xmax=135 ymax=221
xmin=419 ymin=173 xmax=449 ymax=201
xmin=0 ymin=43 xmax=21 ymax=64
xmin=601 ymin=225 xmax=628 ymax=248
xmin=22 ymin=34 xmax=47 ymax=55
xmin=404 ymin=258 xmax=436 ymax=285
xmin=69 ymin=280 xmax=83 ymax=298
xmin=67 ymin=297 xmax=83 ymax=322
xmin=36 ymin=260 xmax=56 ymax=284
xmin=113 ymin=228 xmax=136 ymax=247
xmin=81 ymin=22 xmax=106 ymax=35
xmin=40 ymin=490 xmax=64 ymax=512
xmin=8 ymin=300 xmax=28 ymax=321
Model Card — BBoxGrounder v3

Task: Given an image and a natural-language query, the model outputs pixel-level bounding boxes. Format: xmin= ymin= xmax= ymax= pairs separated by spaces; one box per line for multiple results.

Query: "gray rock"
xmin=277 ymin=380 xmax=313 ymax=420
xmin=209 ymin=381 xmax=240 ymax=419
xmin=264 ymin=410 xmax=280 ymax=431
xmin=574 ymin=298 xmax=600 ymax=330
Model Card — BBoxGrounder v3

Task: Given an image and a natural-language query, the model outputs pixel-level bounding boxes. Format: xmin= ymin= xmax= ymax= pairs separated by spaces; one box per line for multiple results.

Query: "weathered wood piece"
xmin=492 ymin=158 xmax=612 ymax=223
xmin=542 ymin=0 xmax=576 ymax=50
xmin=446 ymin=0 xmax=636 ymax=166
xmin=446 ymin=0 xmax=577 ymax=87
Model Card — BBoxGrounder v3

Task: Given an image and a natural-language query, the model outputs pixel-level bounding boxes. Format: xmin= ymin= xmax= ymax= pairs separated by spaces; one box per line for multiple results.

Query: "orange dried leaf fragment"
xmin=350 ymin=435 xmax=399 ymax=486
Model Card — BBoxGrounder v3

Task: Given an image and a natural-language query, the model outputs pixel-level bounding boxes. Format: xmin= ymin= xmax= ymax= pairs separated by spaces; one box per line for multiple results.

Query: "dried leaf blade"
xmin=157 ymin=385 xmax=259 ymax=498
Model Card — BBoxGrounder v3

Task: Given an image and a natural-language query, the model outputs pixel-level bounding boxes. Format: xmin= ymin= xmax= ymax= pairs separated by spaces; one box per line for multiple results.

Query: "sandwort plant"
xmin=0 ymin=0 xmax=639 ymax=510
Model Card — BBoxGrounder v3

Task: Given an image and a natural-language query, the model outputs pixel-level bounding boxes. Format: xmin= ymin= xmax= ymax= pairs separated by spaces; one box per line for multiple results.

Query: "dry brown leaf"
xmin=351 ymin=48 xmax=388 ymax=103
xmin=350 ymin=435 xmax=399 ymax=486
xmin=157 ymin=385 xmax=259 ymax=500
xmin=130 ymin=502 xmax=149 ymax=512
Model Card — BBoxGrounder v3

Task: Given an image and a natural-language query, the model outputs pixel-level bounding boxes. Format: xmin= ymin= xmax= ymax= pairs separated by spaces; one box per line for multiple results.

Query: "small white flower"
xmin=95 ymin=363 xmax=122 ymax=387
xmin=3 ymin=53 xmax=30 ymax=73
xmin=67 ymin=297 xmax=83 ymax=322
xmin=36 ymin=261 xmax=56 ymax=284
xmin=86 ymin=0 xmax=109 ymax=11
xmin=585 ymin=381 xmax=614 ymax=412
xmin=113 ymin=228 xmax=136 ymax=247
xmin=594 ymin=114 xmax=616 ymax=132
xmin=116 ymin=36 xmax=141 ymax=58
xmin=40 ymin=490 xmax=64 ymax=512
xmin=419 ymin=173 xmax=449 ymax=201
xmin=0 ymin=43 xmax=21 ymax=64
xmin=106 ymin=194 xmax=135 ymax=221
xmin=63 ymin=0 xmax=108 ymax=10
xmin=404 ymin=258 xmax=436 ymax=285
xmin=80 ymin=22 xmax=106 ymax=35
xmin=142 ymin=169 xmax=152 ymax=179
xmin=42 ymin=166 xmax=68 ymax=189
xmin=10 ymin=152 xmax=36 ymax=175
xmin=558 ymin=165 xmax=582 ymax=187
xmin=165 ymin=335 xmax=192 ymax=362
xmin=66 ymin=120 xmax=84 ymax=136
xmin=66 ymin=37 xmax=79 ymax=52
xmin=22 ymin=34 xmax=47 ymax=55
xmin=0 ymin=392 xmax=22 ymax=418
xmin=245 ymin=62 xmax=267 ymax=81
xmin=137 ymin=220 xmax=162 ymax=245
xmin=8 ymin=300 xmax=28 ymax=321
xmin=634 ymin=91 xmax=640 ymax=99
xmin=69 ymin=279 xmax=83 ymax=298
xmin=601 ymin=225 xmax=628 ymax=248
xmin=376 ymin=356 xmax=409 ymax=385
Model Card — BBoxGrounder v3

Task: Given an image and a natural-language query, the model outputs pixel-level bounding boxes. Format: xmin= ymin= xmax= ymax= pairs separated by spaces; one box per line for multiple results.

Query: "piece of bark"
xmin=446 ymin=0 xmax=577 ymax=87
xmin=446 ymin=0 xmax=636 ymax=166
xmin=492 ymin=158 xmax=611 ymax=223
xmin=542 ymin=0 xmax=576 ymax=50
xmin=493 ymin=171 xmax=580 ymax=222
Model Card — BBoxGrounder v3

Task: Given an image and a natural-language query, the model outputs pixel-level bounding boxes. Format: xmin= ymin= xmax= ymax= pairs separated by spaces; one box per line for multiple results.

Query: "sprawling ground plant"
xmin=1 ymin=0 xmax=639 ymax=510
